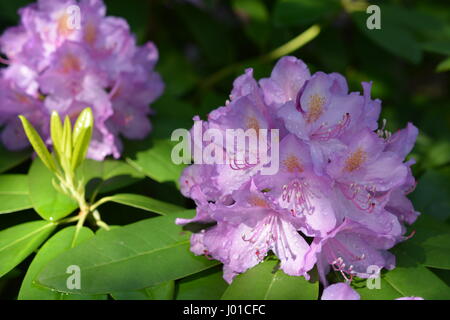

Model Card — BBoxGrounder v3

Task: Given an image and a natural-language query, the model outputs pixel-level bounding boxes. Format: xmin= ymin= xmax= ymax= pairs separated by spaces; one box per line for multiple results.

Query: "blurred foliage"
xmin=0 ymin=0 xmax=449 ymax=300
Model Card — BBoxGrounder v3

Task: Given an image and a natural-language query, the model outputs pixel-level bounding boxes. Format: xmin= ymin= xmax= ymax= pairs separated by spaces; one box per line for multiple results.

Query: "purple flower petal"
xmin=321 ymin=283 xmax=361 ymax=300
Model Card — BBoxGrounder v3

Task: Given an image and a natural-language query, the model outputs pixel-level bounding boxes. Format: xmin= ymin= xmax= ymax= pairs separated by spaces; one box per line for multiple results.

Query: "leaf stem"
xmin=92 ymin=209 xmax=110 ymax=231
xmin=259 ymin=24 xmax=321 ymax=62
xmin=199 ymin=24 xmax=321 ymax=90
xmin=89 ymin=185 xmax=101 ymax=204
xmin=58 ymin=215 xmax=81 ymax=225
xmin=89 ymin=196 xmax=112 ymax=213
xmin=71 ymin=210 xmax=89 ymax=248
xmin=96 ymin=220 xmax=111 ymax=231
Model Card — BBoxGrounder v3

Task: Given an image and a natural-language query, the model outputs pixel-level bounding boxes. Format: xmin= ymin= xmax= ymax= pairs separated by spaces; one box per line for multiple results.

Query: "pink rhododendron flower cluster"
xmin=0 ymin=0 xmax=163 ymax=159
xmin=177 ymin=56 xmax=419 ymax=284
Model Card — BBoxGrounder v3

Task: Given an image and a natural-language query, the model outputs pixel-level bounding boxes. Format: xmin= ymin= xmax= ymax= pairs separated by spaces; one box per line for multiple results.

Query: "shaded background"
xmin=0 ymin=0 xmax=449 ymax=299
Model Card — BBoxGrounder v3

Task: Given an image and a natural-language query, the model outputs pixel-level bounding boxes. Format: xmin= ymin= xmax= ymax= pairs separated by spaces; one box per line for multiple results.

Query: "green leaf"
xmin=95 ymin=225 xmax=120 ymax=235
xmin=437 ymin=57 xmax=450 ymax=72
xmin=422 ymin=41 xmax=450 ymax=56
xmin=0 ymin=174 xmax=32 ymax=214
xmin=430 ymin=268 xmax=450 ymax=287
xmin=126 ymin=139 xmax=186 ymax=187
xmin=0 ymin=220 xmax=56 ymax=278
xmin=157 ymin=52 xmax=198 ymax=97
xmin=274 ymin=0 xmax=340 ymax=27
xmin=352 ymin=277 xmax=403 ymax=300
xmin=352 ymin=10 xmax=422 ymax=64
xmin=397 ymin=214 xmax=450 ymax=270
xmin=413 ymin=212 xmax=450 ymax=234
xmin=0 ymin=144 xmax=30 ymax=174
xmin=410 ymin=168 xmax=450 ymax=221
xmin=416 ymin=233 xmax=450 ymax=270
xmin=232 ymin=0 xmax=268 ymax=22
xmin=37 ymin=210 xmax=219 ymax=294
xmin=355 ymin=214 xmax=450 ymax=300
xmin=221 ymin=260 xmax=318 ymax=300
xmin=18 ymin=226 xmax=106 ymax=300
xmin=232 ymin=0 xmax=270 ymax=49
xmin=145 ymin=281 xmax=175 ymax=300
xmin=50 ymin=111 xmax=63 ymax=159
xmin=78 ymin=159 xmax=145 ymax=196
xmin=28 ymin=158 xmax=77 ymax=221
xmin=71 ymin=108 xmax=94 ymax=171
xmin=18 ymin=116 xmax=56 ymax=172
xmin=176 ymin=266 xmax=228 ymax=300
xmin=99 ymin=193 xmax=184 ymax=215
xmin=353 ymin=215 xmax=450 ymax=301
xmin=111 ymin=281 xmax=175 ymax=300
xmin=150 ymin=97 xmax=196 ymax=140
xmin=378 ymin=4 xmax=445 ymax=38
xmin=62 ymin=116 xmax=73 ymax=163
xmin=384 ymin=246 xmax=450 ymax=300
xmin=421 ymin=140 xmax=450 ymax=169
xmin=176 ymin=5 xmax=235 ymax=67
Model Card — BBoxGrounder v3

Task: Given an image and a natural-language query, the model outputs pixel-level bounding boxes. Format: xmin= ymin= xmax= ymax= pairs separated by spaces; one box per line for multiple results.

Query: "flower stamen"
xmin=311 ymin=113 xmax=351 ymax=141
xmin=281 ymin=179 xmax=317 ymax=216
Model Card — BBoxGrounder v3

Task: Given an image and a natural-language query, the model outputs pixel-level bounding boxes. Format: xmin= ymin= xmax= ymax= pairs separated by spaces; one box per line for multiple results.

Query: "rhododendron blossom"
xmin=177 ymin=56 xmax=419 ymax=285
xmin=0 ymin=0 xmax=163 ymax=160
xmin=320 ymin=283 xmax=361 ymax=300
